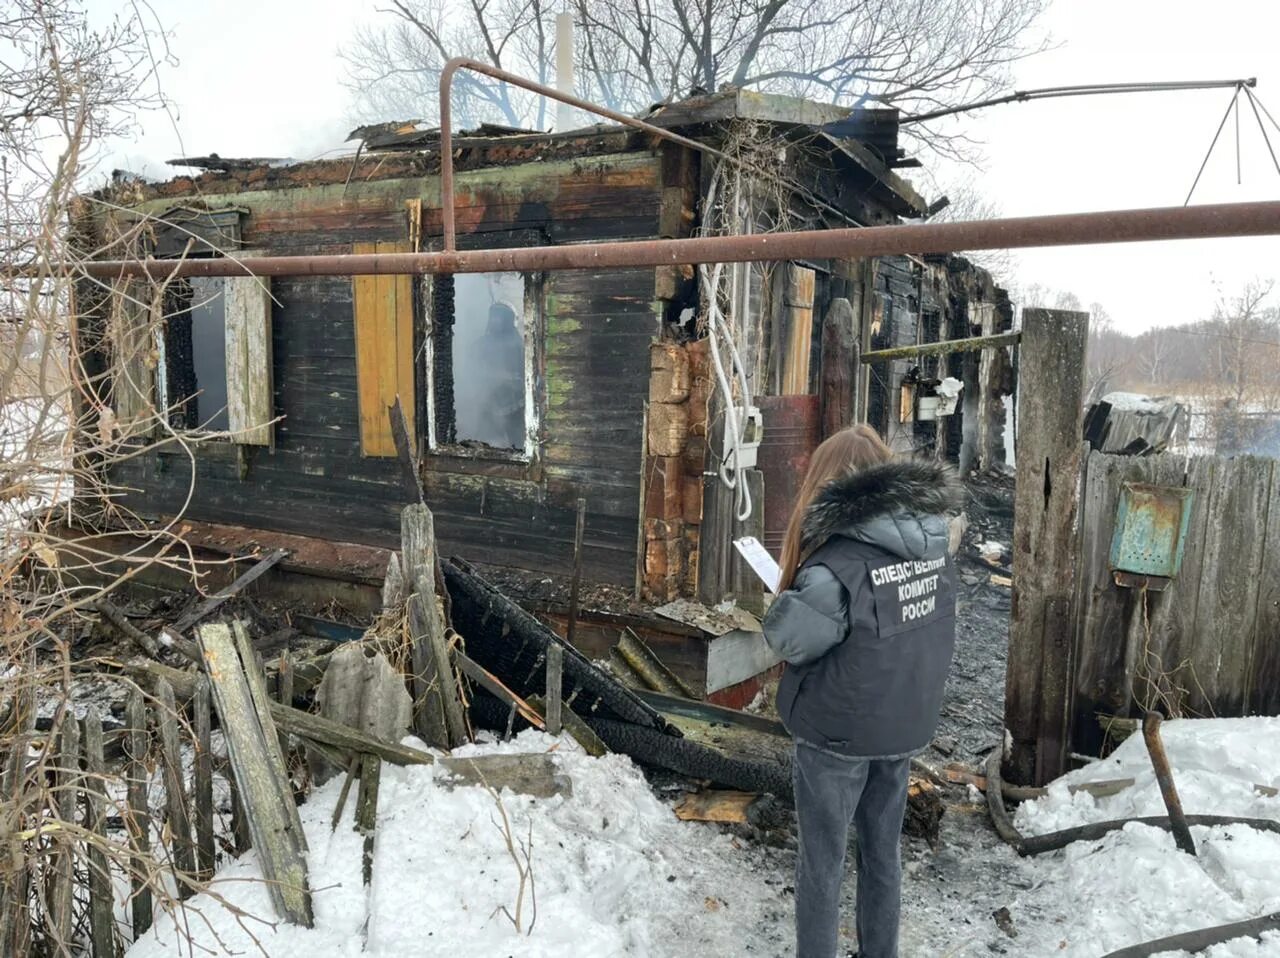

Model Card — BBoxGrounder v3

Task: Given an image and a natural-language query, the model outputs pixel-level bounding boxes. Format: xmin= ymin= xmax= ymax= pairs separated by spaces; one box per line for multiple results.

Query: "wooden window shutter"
xmin=109 ymin=279 xmax=156 ymax=435
xmin=353 ymin=241 xmax=415 ymax=457
xmin=224 ymin=274 xmax=274 ymax=446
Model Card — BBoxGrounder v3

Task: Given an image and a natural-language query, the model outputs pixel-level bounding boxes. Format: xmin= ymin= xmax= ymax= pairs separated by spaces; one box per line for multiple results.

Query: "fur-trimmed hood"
xmin=801 ymin=458 xmax=961 ymax=561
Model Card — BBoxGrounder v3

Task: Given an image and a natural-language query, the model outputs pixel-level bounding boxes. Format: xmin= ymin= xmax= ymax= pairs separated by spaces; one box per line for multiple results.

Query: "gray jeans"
xmin=793 ymin=742 xmax=912 ymax=958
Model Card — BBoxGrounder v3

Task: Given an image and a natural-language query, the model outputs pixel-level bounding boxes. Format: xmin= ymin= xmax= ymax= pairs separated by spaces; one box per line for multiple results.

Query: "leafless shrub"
xmin=0 ymin=2 xmax=282 ymax=953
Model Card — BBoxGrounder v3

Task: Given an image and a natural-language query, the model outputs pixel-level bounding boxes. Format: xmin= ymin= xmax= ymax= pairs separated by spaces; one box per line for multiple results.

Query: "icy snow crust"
xmin=125 ymin=730 xmax=779 ymax=957
xmin=1011 ymin=717 xmax=1280 ymax=958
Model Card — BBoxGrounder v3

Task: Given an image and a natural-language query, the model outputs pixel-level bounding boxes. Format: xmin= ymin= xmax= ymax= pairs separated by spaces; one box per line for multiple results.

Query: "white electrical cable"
xmin=697 ymin=160 xmax=756 ymax=522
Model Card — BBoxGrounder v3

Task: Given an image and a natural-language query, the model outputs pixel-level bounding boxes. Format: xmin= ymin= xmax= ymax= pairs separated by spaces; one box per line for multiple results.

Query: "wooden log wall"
xmin=1072 ymin=449 xmax=1280 ymax=757
xmin=100 ymin=152 xmax=665 ymax=586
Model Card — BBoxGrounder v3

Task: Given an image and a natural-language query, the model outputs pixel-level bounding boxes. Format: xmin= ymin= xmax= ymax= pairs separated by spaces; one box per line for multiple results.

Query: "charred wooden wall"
xmin=861 ymin=254 xmax=1012 ymax=461
xmin=102 ymin=150 xmax=667 ymax=585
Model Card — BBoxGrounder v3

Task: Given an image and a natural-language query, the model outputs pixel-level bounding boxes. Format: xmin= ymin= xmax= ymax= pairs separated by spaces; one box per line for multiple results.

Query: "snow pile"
xmin=1101 ymin=391 xmax=1175 ymax=414
xmin=126 ymin=730 xmax=781 ymax=957
xmin=1011 ymin=718 xmax=1280 ymax=957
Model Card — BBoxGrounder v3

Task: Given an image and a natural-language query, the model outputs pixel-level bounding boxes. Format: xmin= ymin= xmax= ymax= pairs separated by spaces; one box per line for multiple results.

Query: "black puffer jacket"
xmin=762 ymin=459 xmax=961 ymax=759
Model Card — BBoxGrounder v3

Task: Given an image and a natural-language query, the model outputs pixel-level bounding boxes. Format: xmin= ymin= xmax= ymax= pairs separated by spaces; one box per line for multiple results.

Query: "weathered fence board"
xmin=194 ymin=677 xmax=216 ymax=882
xmin=155 ymin=678 xmax=197 ymax=895
xmin=198 ymin=623 xmax=313 ymax=927
xmin=1131 ymin=455 xmax=1215 ymax=719
xmin=124 ymin=689 xmax=153 ymax=937
xmin=49 ymin=715 xmax=80 ymax=948
xmin=82 ymin=713 xmax=119 ymax=958
xmin=1068 ymin=450 xmax=1280 ymax=757
xmin=1249 ymin=468 xmax=1280 ymax=715
xmin=1187 ymin=456 xmax=1273 ymax=716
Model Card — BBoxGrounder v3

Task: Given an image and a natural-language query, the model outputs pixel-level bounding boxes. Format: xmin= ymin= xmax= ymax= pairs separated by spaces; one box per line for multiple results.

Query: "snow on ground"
xmin=1006 ymin=717 xmax=1280 ymax=957
xmin=125 ymin=730 xmax=782 ymax=958
xmin=117 ymin=715 xmax=1280 ymax=958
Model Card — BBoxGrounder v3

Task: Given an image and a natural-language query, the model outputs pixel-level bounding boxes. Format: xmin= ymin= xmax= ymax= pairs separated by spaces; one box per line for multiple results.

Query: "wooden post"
xmin=197 ymin=623 xmax=313 ymax=926
xmin=82 ymin=713 xmax=119 ymax=958
xmin=276 ymin=652 xmax=294 ymax=765
xmin=49 ymin=715 xmax=80 ymax=949
xmin=193 ymin=676 xmax=216 ymax=882
xmin=155 ymin=678 xmax=197 ymax=894
xmin=1004 ymin=308 xmax=1089 ymax=786
xmin=402 ymin=504 xmax=467 ymax=748
xmin=354 ymin=755 xmax=381 ymax=886
xmin=819 ymin=297 xmax=858 ymax=440
xmin=545 ymin=644 xmax=564 ymax=737
xmin=566 ymin=498 xmax=587 ymax=648
xmin=124 ymin=690 xmax=153 ymax=936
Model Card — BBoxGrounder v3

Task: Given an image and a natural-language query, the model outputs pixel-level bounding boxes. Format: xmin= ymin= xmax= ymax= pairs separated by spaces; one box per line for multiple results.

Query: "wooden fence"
xmin=1070 ymin=449 xmax=1280 ymax=756
xmin=0 ymin=644 xmax=319 ymax=958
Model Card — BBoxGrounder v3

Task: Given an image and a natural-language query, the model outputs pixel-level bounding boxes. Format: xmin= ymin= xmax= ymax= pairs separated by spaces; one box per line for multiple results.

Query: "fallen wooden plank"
xmin=527 ymin=695 xmax=608 ymax=758
xmin=125 ymin=660 xmax=436 ymax=767
xmin=675 ymin=790 xmax=759 ymax=823
xmin=438 ymin=753 xmax=573 ymax=800
xmin=170 ymin=549 xmax=289 ymax=635
xmin=616 ymin=628 xmax=697 ymax=698
xmin=942 ymin=762 xmax=1135 ymax=801
xmin=197 ymin=623 xmax=313 ymax=927
xmin=455 ymin=650 xmax=545 ymax=730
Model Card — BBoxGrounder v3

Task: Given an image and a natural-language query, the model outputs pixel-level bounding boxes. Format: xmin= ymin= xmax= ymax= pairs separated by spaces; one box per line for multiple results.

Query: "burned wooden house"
xmin=74 ymin=90 xmax=1012 ymax=703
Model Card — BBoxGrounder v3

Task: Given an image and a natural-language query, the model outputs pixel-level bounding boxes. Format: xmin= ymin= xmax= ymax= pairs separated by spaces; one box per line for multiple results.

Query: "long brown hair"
xmin=776 ymin=424 xmax=894 ymax=591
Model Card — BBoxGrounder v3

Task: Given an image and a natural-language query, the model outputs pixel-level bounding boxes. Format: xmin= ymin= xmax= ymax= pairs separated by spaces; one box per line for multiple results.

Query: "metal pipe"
xmin=1142 ymin=711 xmax=1197 ymax=856
xmin=79 ymin=200 xmax=1280 ymax=280
xmin=438 ymin=56 xmax=726 ymax=252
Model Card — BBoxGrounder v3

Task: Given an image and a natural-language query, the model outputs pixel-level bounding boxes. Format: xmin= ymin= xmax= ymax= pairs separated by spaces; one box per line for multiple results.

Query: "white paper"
xmin=733 ymin=536 xmax=781 ymax=593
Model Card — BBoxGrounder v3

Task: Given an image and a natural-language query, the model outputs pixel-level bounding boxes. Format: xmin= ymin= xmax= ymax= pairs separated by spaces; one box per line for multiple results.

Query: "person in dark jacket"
xmin=762 ymin=423 xmax=960 ymax=958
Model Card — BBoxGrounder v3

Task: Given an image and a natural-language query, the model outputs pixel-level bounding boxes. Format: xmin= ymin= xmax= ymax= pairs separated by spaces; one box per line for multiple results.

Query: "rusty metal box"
xmin=1109 ymin=482 xmax=1196 ymax=579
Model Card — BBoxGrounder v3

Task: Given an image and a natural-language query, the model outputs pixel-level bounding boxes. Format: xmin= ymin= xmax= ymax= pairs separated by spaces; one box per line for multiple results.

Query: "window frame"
xmin=422 ymin=269 xmax=543 ymax=465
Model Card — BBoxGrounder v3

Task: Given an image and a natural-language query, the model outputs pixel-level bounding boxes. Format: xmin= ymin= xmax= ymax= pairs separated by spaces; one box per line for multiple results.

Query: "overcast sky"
xmin=101 ymin=0 xmax=1280 ymax=335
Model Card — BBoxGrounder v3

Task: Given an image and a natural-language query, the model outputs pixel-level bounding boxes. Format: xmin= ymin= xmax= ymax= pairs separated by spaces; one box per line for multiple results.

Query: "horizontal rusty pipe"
xmin=77 ymin=200 xmax=1280 ymax=280
xmin=439 ymin=56 xmax=726 ymax=252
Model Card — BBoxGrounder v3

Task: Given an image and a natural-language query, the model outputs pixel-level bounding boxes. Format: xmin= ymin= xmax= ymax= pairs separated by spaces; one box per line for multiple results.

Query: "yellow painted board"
xmin=353 ymin=241 xmax=414 ymax=456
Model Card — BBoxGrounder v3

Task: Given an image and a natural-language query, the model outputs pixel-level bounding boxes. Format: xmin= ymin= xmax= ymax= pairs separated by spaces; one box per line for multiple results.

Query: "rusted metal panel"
xmin=756 ymin=396 xmax=820 ymax=554
xmin=1109 ymin=482 xmax=1195 ymax=579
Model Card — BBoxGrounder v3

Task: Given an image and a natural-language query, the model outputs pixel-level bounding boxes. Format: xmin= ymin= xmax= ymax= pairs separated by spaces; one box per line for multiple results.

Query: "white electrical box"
xmin=723 ymin=406 xmax=762 ymax=469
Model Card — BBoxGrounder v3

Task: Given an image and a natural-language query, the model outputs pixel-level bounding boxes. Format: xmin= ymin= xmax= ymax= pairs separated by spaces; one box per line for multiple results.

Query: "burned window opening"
xmin=161 ymin=277 xmax=229 ymax=433
xmin=432 ymin=275 xmax=457 ymax=446
xmin=429 ymin=271 xmax=532 ymax=455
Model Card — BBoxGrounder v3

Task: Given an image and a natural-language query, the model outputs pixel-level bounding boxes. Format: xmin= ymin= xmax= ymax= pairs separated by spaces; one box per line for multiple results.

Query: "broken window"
xmin=428 ymin=272 xmax=534 ymax=455
xmin=124 ymin=274 xmax=273 ymax=443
